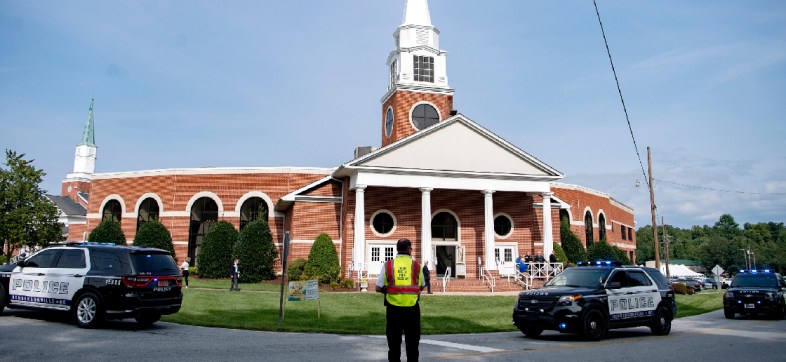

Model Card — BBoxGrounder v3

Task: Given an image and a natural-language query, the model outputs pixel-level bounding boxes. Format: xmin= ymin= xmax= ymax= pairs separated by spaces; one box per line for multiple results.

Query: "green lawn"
xmin=162 ymin=278 xmax=723 ymax=334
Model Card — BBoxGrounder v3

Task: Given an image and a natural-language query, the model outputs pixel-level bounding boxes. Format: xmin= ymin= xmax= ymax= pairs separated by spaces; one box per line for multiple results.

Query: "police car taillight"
xmin=122 ymin=276 xmax=154 ymax=287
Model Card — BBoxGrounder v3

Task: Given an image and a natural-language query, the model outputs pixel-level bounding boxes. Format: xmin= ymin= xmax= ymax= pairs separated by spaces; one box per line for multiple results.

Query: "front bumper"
xmin=724 ymin=299 xmax=780 ymax=315
xmin=513 ymin=305 xmax=584 ymax=333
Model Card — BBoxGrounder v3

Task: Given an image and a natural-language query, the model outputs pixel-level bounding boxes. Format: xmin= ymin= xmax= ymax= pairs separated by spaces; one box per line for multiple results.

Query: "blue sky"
xmin=1 ymin=0 xmax=784 ymax=229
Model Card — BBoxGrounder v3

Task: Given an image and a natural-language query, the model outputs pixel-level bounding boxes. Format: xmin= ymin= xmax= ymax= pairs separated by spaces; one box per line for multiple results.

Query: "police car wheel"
xmin=73 ymin=292 xmax=104 ymax=328
xmin=650 ymin=306 xmax=672 ymax=335
xmin=581 ymin=309 xmax=607 ymax=341
xmin=723 ymin=308 xmax=735 ymax=319
xmin=518 ymin=326 xmax=543 ymax=338
xmin=135 ymin=312 xmax=161 ymax=326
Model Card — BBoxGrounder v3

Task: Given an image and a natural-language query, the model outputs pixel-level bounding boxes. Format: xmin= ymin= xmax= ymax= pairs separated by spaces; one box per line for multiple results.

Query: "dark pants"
xmin=230 ymin=274 xmax=239 ymax=290
xmin=424 ymin=278 xmax=431 ymax=293
xmin=182 ymin=270 xmax=189 ymax=287
xmin=386 ymin=304 xmax=420 ymax=362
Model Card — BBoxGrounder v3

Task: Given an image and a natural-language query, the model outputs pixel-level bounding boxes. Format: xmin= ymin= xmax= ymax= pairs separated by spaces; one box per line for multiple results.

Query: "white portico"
xmin=334 ymin=114 xmax=563 ymax=275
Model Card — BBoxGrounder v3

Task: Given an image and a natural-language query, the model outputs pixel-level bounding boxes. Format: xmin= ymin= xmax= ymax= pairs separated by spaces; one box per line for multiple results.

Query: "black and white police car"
xmin=723 ymin=269 xmax=786 ymax=319
xmin=512 ymin=261 xmax=676 ymax=340
xmin=0 ymin=242 xmax=183 ymax=328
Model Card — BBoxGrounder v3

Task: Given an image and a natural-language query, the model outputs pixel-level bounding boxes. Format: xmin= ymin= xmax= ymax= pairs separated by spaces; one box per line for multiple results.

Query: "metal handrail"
xmin=441 ymin=267 xmax=451 ymax=292
xmin=482 ymin=268 xmax=496 ymax=293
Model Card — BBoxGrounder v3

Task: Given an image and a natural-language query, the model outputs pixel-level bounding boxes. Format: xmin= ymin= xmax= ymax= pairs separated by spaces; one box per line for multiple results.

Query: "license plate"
xmin=745 ymin=303 xmax=755 ymax=309
xmin=158 ymin=280 xmax=169 ymax=287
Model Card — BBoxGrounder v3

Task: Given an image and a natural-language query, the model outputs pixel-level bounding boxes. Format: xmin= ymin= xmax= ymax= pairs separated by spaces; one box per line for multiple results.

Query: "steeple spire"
xmin=79 ymin=98 xmax=96 ymax=147
xmin=402 ymin=0 xmax=432 ymax=26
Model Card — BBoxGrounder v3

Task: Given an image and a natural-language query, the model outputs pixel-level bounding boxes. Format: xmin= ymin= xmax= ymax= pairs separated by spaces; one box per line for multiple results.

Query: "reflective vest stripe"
xmin=384 ymin=256 xmax=421 ymax=306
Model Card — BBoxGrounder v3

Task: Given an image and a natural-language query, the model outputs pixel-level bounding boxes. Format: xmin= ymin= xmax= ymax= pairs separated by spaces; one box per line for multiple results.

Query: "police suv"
xmin=0 ymin=243 xmax=183 ymax=328
xmin=723 ymin=269 xmax=786 ymax=319
xmin=512 ymin=261 xmax=676 ymax=341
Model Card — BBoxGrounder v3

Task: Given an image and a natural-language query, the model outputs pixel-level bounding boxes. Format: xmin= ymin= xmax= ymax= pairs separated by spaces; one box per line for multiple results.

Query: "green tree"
xmin=635 ymin=226 xmax=655 ymax=262
xmin=0 ymin=150 xmax=62 ymax=263
xmin=196 ymin=221 xmax=238 ymax=278
xmin=88 ymin=220 xmax=127 ymax=245
xmin=233 ymin=220 xmax=278 ymax=282
xmin=288 ymin=258 xmax=308 ymax=281
xmin=587 ymin=239 xmax=628 ymax=263
xmin=560 ymin=221 xmax=586 ymax=263
xmin=552 ymin=242 xmax=568 ymax=264
xmin=133 ymin=221 xmax=174 ymax=253
xmin=304 ymin=233 xmax=340 ymax=284
xmin=713 ymin=214 xmax=741 ymax=240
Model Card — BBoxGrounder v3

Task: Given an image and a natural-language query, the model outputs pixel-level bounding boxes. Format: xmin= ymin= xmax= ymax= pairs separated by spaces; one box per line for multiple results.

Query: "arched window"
xmin=102 ymin=200 xmax=122 ymax=223
xmin=136 ymin=198 xmax=160 ymax=231
xmin=240 ymin=197 xmax=268 ymax=231
xmin=559 ymin=209 xmax=570 ymax=228
xmin=598 ymin=214 xmax=606 ymax=241
xmin=584 ymin=211 xmax=594 ymax=247
xmin=411 ymin=103 xmax=439 ymax=130
xmin=432 ymin=212 xmax=458 ymax=241
xmin=188 ymin=197 xmax=218 ymax=265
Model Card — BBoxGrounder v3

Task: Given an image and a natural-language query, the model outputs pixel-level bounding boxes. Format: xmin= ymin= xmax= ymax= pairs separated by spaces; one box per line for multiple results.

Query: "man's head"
xmin=396 ymin=238 xmax=412 ymax=254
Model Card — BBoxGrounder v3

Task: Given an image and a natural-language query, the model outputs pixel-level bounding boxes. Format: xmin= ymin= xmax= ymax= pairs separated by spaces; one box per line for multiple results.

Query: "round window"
xmin=494 ymin=215 xmax=513 ymax=237
xmin=411 ymin=103 xmax=439 ymax=130
xmin=371 ymin=211 xmax=395 ymax=235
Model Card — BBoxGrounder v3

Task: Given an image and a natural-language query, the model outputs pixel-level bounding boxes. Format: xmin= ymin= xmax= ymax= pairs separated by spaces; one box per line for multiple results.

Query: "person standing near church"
xmin=423 ymin=260 xmax=432 ymax=294
xmin=180 ymin=257 xmax=191 ymax=288
xmin=229 ymin=258 xmax=240 ymax=291
xmin=376 ymin=239 xmax=425 ymax=362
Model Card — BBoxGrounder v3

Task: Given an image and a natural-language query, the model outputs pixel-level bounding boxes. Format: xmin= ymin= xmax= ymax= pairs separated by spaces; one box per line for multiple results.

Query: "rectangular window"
xmin=384 ymin=246 xmax=394 ymax=261
xmin=504 ymin=249 xmax=513 ymax=263
xmin=621 ymin=225 xmax=627 ymax=240
xmin=371 ymin=247 xmax=380 ymax=262
xmin=628 ymin=227 xmax=633 ymax=241
xmin=413 ymin=55 xmax=434 ymax=82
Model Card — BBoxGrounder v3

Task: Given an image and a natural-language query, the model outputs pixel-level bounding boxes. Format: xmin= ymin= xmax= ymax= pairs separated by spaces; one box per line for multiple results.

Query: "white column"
xmin=483 ymin=190 xmax=496 ymax=270
xmin=420 ymin=188 xmax=433 ymax=266
xmin=542 ymin=192 xmax=554 ymax=259
xmin=353 ymin=185 xmax=367 ymax=272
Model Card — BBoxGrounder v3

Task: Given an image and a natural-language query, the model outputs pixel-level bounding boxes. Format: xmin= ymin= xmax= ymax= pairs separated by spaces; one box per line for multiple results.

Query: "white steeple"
xmin=402 ymin=0 xmax=432 ymax=26
xmin=66 ymin=99 xmax=97 ymax=181
xmin=383 ymin=0 xmax=453 ymax=100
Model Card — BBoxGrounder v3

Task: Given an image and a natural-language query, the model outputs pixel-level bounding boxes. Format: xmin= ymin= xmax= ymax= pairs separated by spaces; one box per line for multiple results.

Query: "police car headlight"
xmin=557 ymin=295 xmax=582 ymax=306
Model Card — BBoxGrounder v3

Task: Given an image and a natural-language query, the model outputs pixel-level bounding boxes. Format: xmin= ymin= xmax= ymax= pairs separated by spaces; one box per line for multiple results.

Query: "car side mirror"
xmin=607 ymin=282 xmax=622 ymax=289
xmin=16 ymin=259 xmax=26 ymax=268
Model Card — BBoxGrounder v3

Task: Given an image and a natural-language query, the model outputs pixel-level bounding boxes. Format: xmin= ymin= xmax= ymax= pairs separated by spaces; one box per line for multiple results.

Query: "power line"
xmin=653 ymin=178 xmax=786 ymax=196
xmin=593 ymin=0 xmax=649 ymax=188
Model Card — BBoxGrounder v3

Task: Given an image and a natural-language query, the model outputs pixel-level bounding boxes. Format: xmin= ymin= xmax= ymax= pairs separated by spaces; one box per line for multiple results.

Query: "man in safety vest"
xmin=375 ymin=238 xmax=425 ymax=362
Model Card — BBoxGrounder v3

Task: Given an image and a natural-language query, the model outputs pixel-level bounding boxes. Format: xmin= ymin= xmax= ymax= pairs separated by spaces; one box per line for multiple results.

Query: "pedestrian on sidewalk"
xmin=229 ymin=258 xmax=240 ymax=291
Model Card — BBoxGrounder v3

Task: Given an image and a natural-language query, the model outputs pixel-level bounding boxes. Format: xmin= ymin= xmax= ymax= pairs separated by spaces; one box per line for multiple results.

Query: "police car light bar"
xmin=576 ymin=260 xmax=623 ymax=267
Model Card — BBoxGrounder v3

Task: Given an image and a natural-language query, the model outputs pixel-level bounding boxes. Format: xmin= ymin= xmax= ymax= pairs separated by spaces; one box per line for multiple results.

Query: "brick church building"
xmin=53 ymin=0 xmax=636 ymax=283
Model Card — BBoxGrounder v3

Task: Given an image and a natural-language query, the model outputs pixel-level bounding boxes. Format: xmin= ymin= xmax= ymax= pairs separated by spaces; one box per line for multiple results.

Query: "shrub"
xmin=560 ymin=222 xmax=586 ymax=263
xmin=88 ymin=221 xmax=127 ymax=245
xmin=586 ymin=238 xmax=631 ymax=265
xmin=133 ymin=221 xmax=174 ymax=254
xmin=288 ymin=258 xmax=308 ymax=281
xmin=672 ymin=282 xmax=689 ymax=295
xmin=330 ymin=281 xmax=339 ymax=290
xmin=553 ymin=242 xmax=568 ymax=264
xmin=340 ymin=278 xmax=356 ymax=289
xmin=196 ymin=221 xmax=238 ymax=278
xmin=304 ymin=233 xmax=340 ymax=284
xmin=234 ymin=220 xmax=278 ymax=282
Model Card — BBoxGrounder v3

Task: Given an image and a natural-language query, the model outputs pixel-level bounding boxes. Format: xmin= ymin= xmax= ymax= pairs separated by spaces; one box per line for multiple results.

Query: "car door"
xmin=621 ymin=270 xmax=662 ymax=322
xmin=46 ymin=248 xmax=89 ymax=310
xmin=9 ymin=248 xmax=62 ymax=309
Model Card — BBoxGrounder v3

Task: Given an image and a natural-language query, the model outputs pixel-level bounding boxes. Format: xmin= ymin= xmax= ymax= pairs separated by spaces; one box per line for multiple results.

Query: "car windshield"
xmin=731 ymin=274 xmax=778 ymax=288
xmin=131 ymin=252 xmax=179 ymax=274
xmin=544 ymin=268 xmax=610 ymax=288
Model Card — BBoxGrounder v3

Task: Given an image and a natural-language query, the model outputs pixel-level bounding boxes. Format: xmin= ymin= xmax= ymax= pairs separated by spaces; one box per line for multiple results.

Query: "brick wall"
xmin=381 ymin=90 xmax=454 ymax=147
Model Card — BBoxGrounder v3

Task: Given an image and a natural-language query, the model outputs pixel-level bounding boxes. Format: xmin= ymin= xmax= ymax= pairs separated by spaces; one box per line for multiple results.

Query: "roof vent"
xmin=354 ymin=146 xmax=377 ymax=159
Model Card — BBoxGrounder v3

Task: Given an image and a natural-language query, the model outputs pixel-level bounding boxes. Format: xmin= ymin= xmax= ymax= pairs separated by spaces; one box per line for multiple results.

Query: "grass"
xmin=162 ymin=277 xmax=724 ymax=334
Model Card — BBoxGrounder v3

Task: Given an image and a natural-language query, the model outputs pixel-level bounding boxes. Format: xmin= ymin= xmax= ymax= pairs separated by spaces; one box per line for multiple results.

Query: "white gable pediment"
xmin=354 ymin=116 xmax=561 ymax=178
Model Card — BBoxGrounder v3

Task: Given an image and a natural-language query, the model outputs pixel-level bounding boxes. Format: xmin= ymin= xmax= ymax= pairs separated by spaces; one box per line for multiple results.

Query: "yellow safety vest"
xmin=384 ymin=255 xmax=423 ymax=307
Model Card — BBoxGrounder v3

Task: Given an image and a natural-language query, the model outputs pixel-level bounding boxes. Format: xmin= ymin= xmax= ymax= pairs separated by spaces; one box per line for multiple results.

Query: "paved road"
xmin=1 ymin=309 xmax=784 ymax=361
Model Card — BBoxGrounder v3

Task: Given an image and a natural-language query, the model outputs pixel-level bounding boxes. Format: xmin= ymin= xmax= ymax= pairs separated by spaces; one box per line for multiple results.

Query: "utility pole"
xmin=662 ymin=216 xmax=670 ymax=279
xmin=648 ymin=147 xmax=660 ymax=269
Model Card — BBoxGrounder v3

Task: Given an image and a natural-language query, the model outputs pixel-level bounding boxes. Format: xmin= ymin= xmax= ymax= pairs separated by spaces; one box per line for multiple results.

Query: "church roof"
xmin=46 ymin=195 xmax=87 ymax=216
